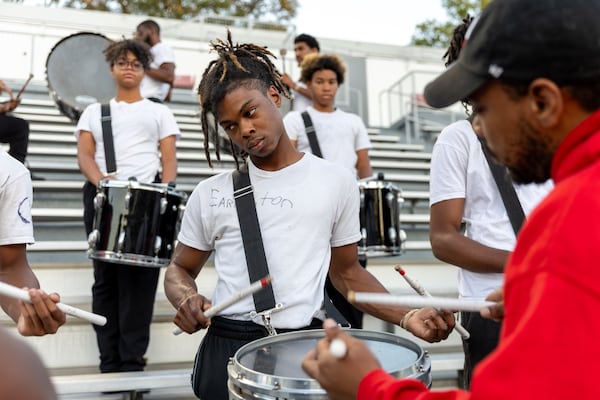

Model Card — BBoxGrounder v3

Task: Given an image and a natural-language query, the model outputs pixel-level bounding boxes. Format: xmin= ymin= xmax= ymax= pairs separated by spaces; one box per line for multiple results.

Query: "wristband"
xmin=400 ymin=308 xmax=419 ymax=330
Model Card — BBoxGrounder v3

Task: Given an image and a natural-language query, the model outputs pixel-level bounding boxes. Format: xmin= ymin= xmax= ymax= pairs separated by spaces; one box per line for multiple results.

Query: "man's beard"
xmin=506 ymin=119 xmax=554 ymax=184
xmin=482 ymin=118 xmax=554 ymax=184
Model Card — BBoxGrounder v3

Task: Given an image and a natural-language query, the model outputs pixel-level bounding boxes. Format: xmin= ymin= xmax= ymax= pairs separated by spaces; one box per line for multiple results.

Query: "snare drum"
xmin=228 ymin=329 xmax=431 ymax=399
xmin=358 ymin=175 xmax=406 ymax=257
xmin=87 ymin=180 xmax=187 ymax=267
xmin=46 ymin=32 xmax=115 ymax=122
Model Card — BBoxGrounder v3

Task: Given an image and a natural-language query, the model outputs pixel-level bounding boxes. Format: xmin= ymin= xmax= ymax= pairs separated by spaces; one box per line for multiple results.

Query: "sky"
xmin=294 ymin=0 xmax=449 ymax=46
xmin=20 ymin=0 xmax=448 ymax=47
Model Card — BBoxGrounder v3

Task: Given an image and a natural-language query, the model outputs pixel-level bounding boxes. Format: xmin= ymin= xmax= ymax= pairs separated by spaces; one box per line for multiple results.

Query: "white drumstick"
xmin=395 ymin=266 xmax=470 ymax=339
xmin=348 ymin=291 xmax=495 ymax=312
xmin=329 ymin=338 xmax=347 ymax=359
xmin=173 ymin=275 xmax=273 ymax=335
xmin=0 ymin=281 xmax=107 ymax=326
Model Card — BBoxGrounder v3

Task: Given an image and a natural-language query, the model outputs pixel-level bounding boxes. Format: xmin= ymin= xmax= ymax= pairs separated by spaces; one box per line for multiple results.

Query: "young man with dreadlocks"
xmin=163 ymin=32 xmax=455 ymax=399
xmin=75 ymin=38 xmax=179 ymax=373
xmin=427 ymin=15 xmax=552 ymax=388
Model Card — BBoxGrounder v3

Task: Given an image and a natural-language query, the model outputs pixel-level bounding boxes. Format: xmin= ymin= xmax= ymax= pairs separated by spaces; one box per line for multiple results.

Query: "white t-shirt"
xmin=290 ymin=81 xmax=312 ymax=112
xmin=429 ymin=120 xmax=553 ymax=299
xmin=0 ymin=148 xmax=34 ymax=245
xmin=74 ymin=98 xmax=180 ymax=183
xmin=283 ymin=106 xmax=372 ymax=176
xmin=178 ymin=154 xmax=361 ymax=329
xmin=140 ymin=42 xmax=175 ymax=101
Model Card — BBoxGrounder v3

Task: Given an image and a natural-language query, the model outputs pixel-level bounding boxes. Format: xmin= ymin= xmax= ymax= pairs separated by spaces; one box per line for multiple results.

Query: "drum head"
xmin=46 ymin=32 xmax=116 ymax=122
xmin=228 ymin=329 xmax=430 ymax=399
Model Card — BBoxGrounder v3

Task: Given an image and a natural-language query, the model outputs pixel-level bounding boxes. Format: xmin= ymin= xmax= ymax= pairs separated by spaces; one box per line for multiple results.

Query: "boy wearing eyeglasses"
xmin=74 ymin=38 xmax=179 ymax=374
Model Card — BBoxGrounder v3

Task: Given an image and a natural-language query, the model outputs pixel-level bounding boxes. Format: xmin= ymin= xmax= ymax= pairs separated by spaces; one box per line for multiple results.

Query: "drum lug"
xmin=124 ymin=191 xmax=131 ymax=210
xmin=154 ymin=236 xmax=162 ymax=255
xmin=117 ymin=231 xmax=125 ymax=252
xmin=87 ymin=229 xmax=99 ymax=249
xmin=160 ymin=197 xmax=168 ymax=214
xmin=386 ymin=191 xmax=395 ymax=207
xmin=388 ymin=227 xmax=397 ymax=243
xmin=93 ymin=192 xmax=106 ymax=210
xmin=360 ymin=190 xmax=365 ymax=207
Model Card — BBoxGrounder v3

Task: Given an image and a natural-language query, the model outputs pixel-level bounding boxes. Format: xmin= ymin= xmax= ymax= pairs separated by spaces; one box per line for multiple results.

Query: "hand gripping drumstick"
xmin=173 ymin=275 xmax=273 ymax=335
xmin=395 ymin=266 xmax=470 ymax=339
xmin=0 ymin=281 xmax=107 ymax=326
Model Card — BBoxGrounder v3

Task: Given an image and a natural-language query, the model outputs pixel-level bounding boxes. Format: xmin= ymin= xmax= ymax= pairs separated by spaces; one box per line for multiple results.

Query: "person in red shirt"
xmin=303 ymin=0 xmax=600 ymax=398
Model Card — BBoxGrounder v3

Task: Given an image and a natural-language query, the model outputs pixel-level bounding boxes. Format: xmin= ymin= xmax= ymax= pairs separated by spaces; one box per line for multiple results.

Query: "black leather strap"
xmin=100 ymin=103 xmax=117 ymax=174
xmin=232 ymin=163 xmax=277 ymax=312
xmin=301 ymin=111 xmax=323 ymax=158
xmin=478 ymin=136 xmax=525 ymax=235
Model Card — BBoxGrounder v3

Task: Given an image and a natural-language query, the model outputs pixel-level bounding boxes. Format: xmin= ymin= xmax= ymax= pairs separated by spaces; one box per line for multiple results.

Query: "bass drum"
xmin=46 ymin=32 xmax=115 ymax=122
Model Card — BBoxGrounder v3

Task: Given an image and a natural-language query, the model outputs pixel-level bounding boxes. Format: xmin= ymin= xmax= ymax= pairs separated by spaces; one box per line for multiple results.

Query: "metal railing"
xmin=378 ymin=70 xmax=459 ymax=143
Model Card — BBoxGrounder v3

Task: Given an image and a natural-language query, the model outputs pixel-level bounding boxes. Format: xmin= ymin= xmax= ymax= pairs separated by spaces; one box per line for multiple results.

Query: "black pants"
xmin=83 ymin=181 xmax=160 ymax=372
xmin=460 ymin=311 xmax=501 ymax=389
xmin=0 ymin=113 xmax=29 ymax=163
xmin=192 ymin=316 xmax=322 ymax=400
xmin=324 ymin=256 xmax=367 ymax=329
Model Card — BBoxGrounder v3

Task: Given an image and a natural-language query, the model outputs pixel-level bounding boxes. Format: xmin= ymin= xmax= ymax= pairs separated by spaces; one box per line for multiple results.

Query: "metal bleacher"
xmin=2 ymin=80 xmax=464 ymax=398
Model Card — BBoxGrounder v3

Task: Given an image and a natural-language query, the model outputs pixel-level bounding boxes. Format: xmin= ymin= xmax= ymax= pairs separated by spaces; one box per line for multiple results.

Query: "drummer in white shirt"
xmin=75 ymin=38 xmax=179 ymax=373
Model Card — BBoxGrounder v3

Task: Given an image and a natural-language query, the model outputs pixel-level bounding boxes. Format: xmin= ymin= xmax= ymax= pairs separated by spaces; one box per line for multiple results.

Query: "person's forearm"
xmin=331 ymin=264 xmax=410 ymax=326
xmin=164 ymin=264 xmax=199 ymax=309
xmin=146 ymin=67 xmax=174 ymax=84
xmin=431 ymin=232 xmax=509 ymax=273
xmin=160 ymin=157 xmax=177 ymax=183
xmin=77 ymin=155 xmax=105 ymax=185
xmin=0 ymin=250 xmax=40 ymax=322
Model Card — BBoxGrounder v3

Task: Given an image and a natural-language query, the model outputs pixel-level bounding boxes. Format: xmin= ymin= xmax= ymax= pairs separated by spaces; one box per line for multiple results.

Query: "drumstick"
xmin=15 ymin=73 xmax=34 ymax=100
xmin=0 ymin=281 xmax=107 ymax=326
xmin=347 ymin=291 xmax=495 ymax=312
xmin=395 ymin=266 xmax=470 ymax=339
xmin=173 ymin=275 xmax=273 ymax=335
xmin=279 ymin=48 xmax=287 ymax=74
xmin=329 ymin=338 xmax=347 ymax=359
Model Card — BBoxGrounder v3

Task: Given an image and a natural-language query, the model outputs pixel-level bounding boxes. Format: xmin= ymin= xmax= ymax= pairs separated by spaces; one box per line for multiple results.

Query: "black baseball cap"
xmin=424 ymin=0 xmax=600 ymax=109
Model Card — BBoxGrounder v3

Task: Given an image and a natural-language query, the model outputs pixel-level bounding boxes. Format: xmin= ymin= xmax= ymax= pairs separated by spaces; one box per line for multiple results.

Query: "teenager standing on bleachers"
xmin=136 ymin=19 xmax=176 ymax=103
xmin=280 ymin=33 xmax=319 ymax=112
xmin=75 ymin=38 xmax=179 ymax=373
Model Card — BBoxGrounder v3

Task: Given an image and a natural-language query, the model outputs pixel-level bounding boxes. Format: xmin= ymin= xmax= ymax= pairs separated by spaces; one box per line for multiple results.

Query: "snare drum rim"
xmin=358 ymin=179 xmax=400 ymax=191
xmin=228 ymin=329 xmax=430 ymax=397
xmin=98 ymin=179 xmax=187 ymax=198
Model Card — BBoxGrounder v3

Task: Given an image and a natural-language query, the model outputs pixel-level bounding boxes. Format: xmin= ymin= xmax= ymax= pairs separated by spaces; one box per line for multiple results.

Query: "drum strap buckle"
xmin=233 ymin=185 xmax=253 ymax=199
xmin=249 ymin=303 xmax=283 ymax=336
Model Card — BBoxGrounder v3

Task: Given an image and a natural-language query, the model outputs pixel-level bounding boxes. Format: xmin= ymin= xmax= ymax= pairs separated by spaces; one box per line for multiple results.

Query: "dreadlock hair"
xmin=442 ymin=15 xmax=474 ymax=113
xmin=299 ymin=53 xmax=346 ymax=85
xmin=197 ymin=30 xmax=288 ymax=168
xmin=443 ymin=15 xmax=473 ymax=67
xmin=103 ymin=38 xmax=153 ymax=69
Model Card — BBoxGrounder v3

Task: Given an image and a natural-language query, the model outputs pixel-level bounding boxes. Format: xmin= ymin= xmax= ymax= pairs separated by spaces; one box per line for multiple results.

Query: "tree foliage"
xmin=46 ymin=0 xmax=298 ymax=21
xmin=411 ymin=0 xmax=487 ymax=47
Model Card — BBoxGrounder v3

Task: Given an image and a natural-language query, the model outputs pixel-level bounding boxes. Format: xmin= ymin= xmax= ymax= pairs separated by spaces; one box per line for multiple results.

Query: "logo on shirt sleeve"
xmin=18 ymin=197 xmax=32 ymax=224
